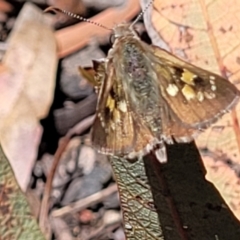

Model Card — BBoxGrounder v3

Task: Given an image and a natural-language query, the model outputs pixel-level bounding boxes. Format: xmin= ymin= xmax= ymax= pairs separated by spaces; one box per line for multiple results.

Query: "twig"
xmin=51 ymin=183 xmax=118 ymax=217
xmin=39 ymin=115 xmax=95 ymax=236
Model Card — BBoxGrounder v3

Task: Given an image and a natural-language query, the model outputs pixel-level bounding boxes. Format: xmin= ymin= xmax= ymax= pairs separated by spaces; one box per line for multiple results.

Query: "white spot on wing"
xmin=166 ymin=83 xmax=179 ymax=96
xmin=211 ymin=85 xmax=217 ymax=91
xmin=118 ymin=101 xmax=127 ymax=112
xmin=197 ymin=91 xmax=204 ymax=102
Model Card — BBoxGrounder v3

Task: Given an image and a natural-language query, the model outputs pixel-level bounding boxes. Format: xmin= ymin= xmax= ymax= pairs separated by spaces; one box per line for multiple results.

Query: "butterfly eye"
xmin=109 ymin=34 xmax=116 ymax=44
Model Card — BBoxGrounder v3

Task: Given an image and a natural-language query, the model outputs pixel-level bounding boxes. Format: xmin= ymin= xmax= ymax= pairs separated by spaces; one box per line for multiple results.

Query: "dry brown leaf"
xmin=47 ymin=0 xmax=86 ymax=27
xmin=47 ymin=0 xmax=85 ymax=14
xmin=54 ymin=0 xmax=141 ymax=57
xmin=0 ymin=1 xmax=13 ymax=12
xmin=0 ymin=2 xmax=57 ymax=191
xmin=142 ymin=0 xmax=240 ymax=220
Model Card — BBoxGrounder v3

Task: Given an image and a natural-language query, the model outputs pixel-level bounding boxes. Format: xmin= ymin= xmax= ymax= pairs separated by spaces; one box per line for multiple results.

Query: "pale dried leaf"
xmin=0 ymin=2 xmax=57 ymax=190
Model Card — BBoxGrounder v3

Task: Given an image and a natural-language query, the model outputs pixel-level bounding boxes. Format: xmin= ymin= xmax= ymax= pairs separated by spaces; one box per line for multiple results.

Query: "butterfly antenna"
xmin=44 ymin=6 xmax=111 ymax=31
xmin=130 ymin=0 xmax=154 ymax=27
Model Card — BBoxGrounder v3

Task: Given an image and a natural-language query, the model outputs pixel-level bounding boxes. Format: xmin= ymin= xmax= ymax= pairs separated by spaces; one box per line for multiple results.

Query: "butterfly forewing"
xmin=91 ymin=59 xmax=160 ymax=159
xmin=151 ymin=46 xmax=240 ymax=129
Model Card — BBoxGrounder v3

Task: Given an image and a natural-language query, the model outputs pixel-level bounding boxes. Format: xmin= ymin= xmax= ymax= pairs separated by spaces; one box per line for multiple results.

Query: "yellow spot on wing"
xmin=113 ymin=109 xmax=120 ymax=122
xmin=107 ymin=96 xmax=115 ymax=112
xmin=181 ymin=69 xmax=196 ymax=85
xmin=182 ymin=84 xmax=196 ymax=101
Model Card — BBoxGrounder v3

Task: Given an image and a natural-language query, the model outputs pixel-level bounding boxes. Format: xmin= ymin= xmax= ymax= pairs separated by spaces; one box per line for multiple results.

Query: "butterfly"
xmin=46 ymin=4 xmax=240 ymax=163
xmin=78 ymin=21 xmax=239 ymax=163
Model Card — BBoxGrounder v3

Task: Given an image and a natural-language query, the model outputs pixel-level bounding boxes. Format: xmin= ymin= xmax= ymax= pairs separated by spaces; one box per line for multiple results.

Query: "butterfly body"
xmin=86 ymin=23 xmax=240 ymax=163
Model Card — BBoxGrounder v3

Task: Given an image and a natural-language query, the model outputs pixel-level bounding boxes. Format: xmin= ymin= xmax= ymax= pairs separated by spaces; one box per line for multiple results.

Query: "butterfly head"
xmin=110 ymin=0 xmax=154 ymax=44
xmin=110 ymin=23 xmax=140 ymax=44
